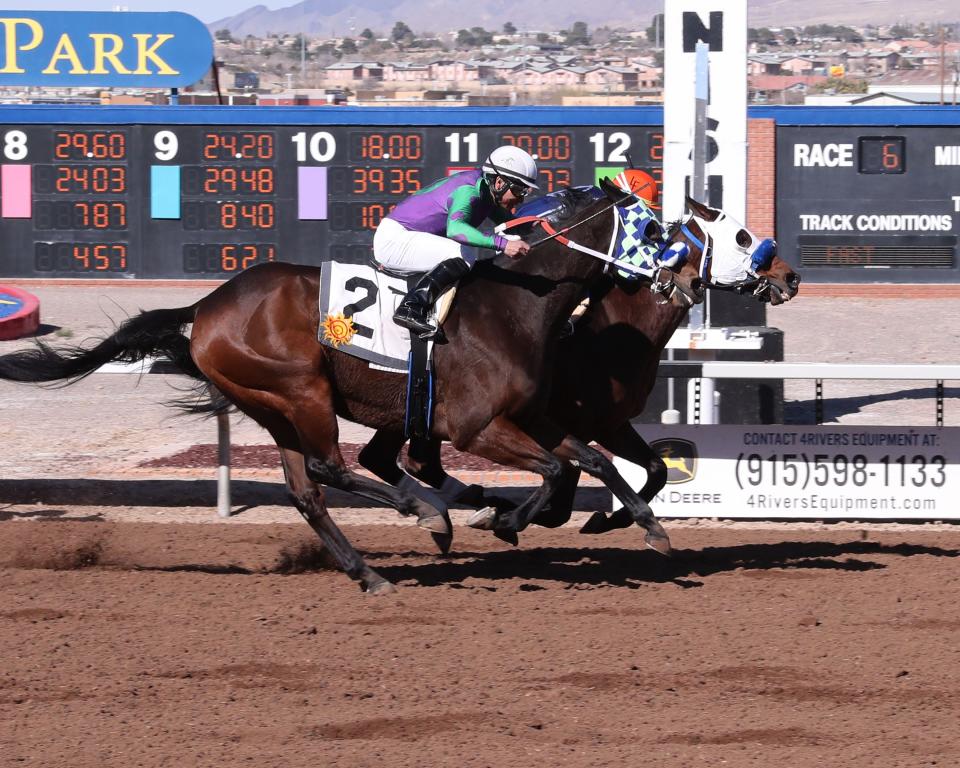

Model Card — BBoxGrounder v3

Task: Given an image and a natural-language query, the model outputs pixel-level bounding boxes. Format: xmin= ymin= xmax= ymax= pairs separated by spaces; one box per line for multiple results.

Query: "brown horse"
xmin=358 ymin=197 xmax=801 ymax=533
xmin=0 ymin=183 xmax=677 ymax=594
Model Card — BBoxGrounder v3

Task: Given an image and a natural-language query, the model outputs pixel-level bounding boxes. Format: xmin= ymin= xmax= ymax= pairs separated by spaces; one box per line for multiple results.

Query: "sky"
xmin=12 ymin=1 xmax=294 ymax=23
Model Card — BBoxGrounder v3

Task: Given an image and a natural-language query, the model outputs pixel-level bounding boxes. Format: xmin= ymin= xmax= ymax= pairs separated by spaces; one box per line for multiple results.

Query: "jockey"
xmin=374 ymin=145 xmax=538 ymax=338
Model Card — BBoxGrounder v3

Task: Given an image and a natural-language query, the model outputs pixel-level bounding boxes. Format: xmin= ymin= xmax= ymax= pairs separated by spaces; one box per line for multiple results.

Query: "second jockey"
xmin=374 ymin=145 xmax=539 ymax=338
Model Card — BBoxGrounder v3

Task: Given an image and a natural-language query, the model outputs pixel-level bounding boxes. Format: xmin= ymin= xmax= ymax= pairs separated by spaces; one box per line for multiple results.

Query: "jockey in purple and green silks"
xmin=373 ymin=145 xmax=539 ymax=339
xmin=389 ymin=169 xmax=511 ymax=252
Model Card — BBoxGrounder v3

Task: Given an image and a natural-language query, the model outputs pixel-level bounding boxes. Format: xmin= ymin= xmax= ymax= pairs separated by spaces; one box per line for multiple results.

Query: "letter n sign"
xmin=682 ymin=11 xmax=723 ymax=52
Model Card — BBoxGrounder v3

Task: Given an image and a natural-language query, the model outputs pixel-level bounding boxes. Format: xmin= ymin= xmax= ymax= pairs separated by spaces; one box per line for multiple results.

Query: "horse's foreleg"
xmin=552 ymin=434 xmax=671 ymax=556
xmin=530 ymin=463 xmax=581 ymax=528
xmin=277 ymin=447 xmax=395 ymax=594
xmin=580 ymin=424 xmax=667 ymax=535
xmin=457 ymin=415 xmax=568 ymax=542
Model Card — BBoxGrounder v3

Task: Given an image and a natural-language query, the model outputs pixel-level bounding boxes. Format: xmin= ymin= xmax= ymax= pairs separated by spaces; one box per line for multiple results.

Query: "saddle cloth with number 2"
xmin=318 ymin=261 xmax=415 ymax=372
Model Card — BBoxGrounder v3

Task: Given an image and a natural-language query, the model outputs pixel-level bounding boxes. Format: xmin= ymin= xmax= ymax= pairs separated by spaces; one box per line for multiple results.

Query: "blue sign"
xmin=0 ymin=11 xmax=213 ymax=87
xmin=0 ymin=291 xmax=25 ymax=319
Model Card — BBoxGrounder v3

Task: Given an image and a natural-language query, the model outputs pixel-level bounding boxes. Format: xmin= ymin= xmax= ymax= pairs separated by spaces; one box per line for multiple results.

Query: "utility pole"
xmin=939 ymin=26 xmax=945 ymax=105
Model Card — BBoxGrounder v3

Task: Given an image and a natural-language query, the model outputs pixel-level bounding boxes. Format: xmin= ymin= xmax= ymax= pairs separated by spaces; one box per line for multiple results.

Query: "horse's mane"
xmin=502 ymin=186 xmax=605 ymax=242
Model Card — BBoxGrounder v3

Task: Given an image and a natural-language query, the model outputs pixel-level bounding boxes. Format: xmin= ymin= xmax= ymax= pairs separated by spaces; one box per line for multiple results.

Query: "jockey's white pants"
xmin=374 ymin=217 xmax=473 ymax=274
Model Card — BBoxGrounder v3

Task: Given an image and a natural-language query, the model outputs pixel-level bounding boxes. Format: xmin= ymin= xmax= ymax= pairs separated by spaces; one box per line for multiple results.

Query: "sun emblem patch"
xmin=321 ymin=312 xmax=356 ymax=347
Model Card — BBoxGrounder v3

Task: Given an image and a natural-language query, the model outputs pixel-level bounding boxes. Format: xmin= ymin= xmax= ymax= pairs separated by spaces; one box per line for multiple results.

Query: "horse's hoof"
xmin=431 ymin=531 xmax=453 ymax=555
xmin=466 ymin=506 xmax=497 ymax=530
xmin=366 ymin=579 xmax=398 ymax=596
xmin=417 ymin=513 xmax=452 ymax=535
xmin=644 ymin=528 xmax=672 ymax=557
xmin=579 ymin=511 xmax=613 ymax=535
xmin=494 ymin=529 xmax=519 ymax=547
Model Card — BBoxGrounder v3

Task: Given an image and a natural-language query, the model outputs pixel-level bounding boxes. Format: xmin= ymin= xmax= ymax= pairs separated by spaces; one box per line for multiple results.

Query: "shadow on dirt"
xmin=785 ymin=385 xmax=960 ymax=424
xmin=373 ymin=539 xmax=960 ymax=589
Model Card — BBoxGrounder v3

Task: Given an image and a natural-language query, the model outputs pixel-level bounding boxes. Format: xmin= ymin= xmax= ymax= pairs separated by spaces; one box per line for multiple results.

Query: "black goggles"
xmin=503 ymin=178 xmax=530 ymax=198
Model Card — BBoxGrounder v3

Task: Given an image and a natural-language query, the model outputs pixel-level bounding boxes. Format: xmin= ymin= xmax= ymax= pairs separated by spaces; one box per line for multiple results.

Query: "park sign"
xmin=0 ymin=11 xmax=213 ymax=87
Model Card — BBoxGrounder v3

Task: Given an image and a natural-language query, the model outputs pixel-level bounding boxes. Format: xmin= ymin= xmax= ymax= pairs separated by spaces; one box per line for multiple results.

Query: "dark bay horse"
xmin=0 ymin=184 xmax=673 ymax=594
xmin=359 ymin=197 xmax=801 ymax=533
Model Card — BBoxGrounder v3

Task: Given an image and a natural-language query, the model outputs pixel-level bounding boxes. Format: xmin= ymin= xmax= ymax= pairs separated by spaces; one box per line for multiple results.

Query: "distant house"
xmin=323 ymin=61 xmax=383 ymax=82
xmin=749 ymin=74 xmax=829 ymax=103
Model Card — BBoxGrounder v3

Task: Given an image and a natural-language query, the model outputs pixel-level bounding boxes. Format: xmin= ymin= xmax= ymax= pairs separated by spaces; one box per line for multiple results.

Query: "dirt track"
xmin=3 ymin=521 xmax=960 ymax=768
xmin=2 ymin=283 xmax=960 ymax=766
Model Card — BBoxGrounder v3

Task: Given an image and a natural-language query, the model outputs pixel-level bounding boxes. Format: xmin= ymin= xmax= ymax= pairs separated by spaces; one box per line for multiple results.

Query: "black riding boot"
xmin=393 ymin=258 xmax=470 ymax=338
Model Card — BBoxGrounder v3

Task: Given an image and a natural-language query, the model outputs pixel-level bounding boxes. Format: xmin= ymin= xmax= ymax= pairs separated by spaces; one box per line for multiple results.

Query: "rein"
xmin=522 ymin=192 xmax=660 ymax=279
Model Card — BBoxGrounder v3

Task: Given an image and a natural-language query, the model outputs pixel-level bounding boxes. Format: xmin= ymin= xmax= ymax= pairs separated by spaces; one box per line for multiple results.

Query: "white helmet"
xmin=482 ymin=145 xmax=539 ymax=189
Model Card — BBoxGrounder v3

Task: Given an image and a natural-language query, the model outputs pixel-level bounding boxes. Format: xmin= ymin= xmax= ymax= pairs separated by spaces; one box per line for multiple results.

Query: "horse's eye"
xmin=735 ymin=229 xmax=752 ymax=249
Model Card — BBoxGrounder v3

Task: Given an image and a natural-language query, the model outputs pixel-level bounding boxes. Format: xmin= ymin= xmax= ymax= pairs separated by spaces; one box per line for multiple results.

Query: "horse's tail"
xmin=0 ymin=305 xmax=202 ymax=383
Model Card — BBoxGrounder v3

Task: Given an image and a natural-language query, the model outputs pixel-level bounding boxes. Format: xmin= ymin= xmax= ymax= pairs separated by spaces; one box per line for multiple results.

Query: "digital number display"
xmin=858 ymin=137 xmax=905 ymax=174
xmin=181 ymin=166 xmax=275 ymax=195
xmin=34 ymin=200 xmax=127 ymax=230
xmin=499 ymin=132 xmax=572 ymax=162
xmin=0 ymin=118 xmax=667 ymax=278
xmin=34 ymin=165 xmax=126 ymax=194
xmin=183 ymin=243 xmax=277 ymax=273
xmin=35 ymin=242 xmax=128 ymax=272
xmin=328 ymin=167 xmax=422 ymax=196
xmin=203 ymin=131 xmax=274 ymax=161
xmin=349 ymin=132 xmax=423 ymax=162
xmin=182 ymin=201 xmax=276 ymax=230
xmin=54 ymin=131 xmax=126 ymax=160
xmin=329 ymin=202 xmax=395 ymax=231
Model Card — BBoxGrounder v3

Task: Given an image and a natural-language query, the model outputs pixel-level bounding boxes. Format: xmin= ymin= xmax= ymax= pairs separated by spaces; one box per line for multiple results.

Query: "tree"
xmin=215 ymin=28 xmax=235 ymax=43
xmin=503 ymin=21 xmax=517 ymax=36
xmin=391 ymin=20 xmax=414 ymax=45
xmin=565 ymin=20 xmax=590 ymax=46
xmin=646 ymin=14 xmax=664 ymax=45
xmin=360 ymin=28 xmax=374 ymax=40
xmin=340 ymin=37 xmax=357 ymax=54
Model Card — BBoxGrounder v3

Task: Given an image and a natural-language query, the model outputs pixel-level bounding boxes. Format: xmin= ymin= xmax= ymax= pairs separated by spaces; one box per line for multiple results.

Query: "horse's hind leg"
xmin=356 ymin=428 xmax=454 ymax=554
xmin=289 ymin=397 xmax=453 ymax=543
xmin=277 ymin=447 xmax=395 ymax=595
xmin=581 ymin=424 xmax=667 ymax=535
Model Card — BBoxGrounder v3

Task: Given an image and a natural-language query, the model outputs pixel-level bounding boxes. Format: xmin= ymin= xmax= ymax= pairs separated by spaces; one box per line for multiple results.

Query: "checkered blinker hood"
xmin=612 ymin=198 xmax=687 ymax=280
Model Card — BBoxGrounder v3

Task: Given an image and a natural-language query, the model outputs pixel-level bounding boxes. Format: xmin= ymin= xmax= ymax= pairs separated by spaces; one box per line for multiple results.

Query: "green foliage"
xmin=360 ymin=28 xmax=374 ymax=40
xmin=391 ymin=20 xmax=414 ymax=45
xmin=340 ymin=37 xmax=357 ymax=54
xmin=503 ymin=21 xmax=517 ymax=36
xmin=215 ymin=28 xmax=235 ymax=43
xmin=812 ymin=76 xmax=868 ymax=94
xmin=646 ymin=14 xmax=664 ymax=45
xmin=564 ymin=21 xmax=590 ymax=45
xmin=456 ymin=26 xmax=494 ymax=47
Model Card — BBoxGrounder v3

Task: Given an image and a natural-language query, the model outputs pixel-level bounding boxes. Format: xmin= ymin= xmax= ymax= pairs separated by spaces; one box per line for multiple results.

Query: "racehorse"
xmin=0 ymin=181 xmax=683 ymax=594
xmin=357 ymin=196 xmax=801 ymax=534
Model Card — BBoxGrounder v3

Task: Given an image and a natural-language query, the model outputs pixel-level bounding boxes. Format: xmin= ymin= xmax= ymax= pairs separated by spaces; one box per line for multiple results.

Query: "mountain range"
xmin=209 ymin=0 xmax=958 ymax=38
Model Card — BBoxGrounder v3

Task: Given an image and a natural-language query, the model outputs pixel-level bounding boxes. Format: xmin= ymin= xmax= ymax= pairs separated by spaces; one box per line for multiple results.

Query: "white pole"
xmin=216 ymin=412 xmax=232 ymax=517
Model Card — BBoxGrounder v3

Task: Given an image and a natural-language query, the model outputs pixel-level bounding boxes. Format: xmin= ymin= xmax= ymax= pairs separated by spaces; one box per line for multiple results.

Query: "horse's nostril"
xmin=788 ymin=273 xmax=801 ymax=289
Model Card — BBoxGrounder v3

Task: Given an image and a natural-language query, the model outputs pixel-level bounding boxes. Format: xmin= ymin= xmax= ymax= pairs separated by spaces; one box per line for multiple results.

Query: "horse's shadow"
xmin=372 ymin=539 xmax=960 ymax=589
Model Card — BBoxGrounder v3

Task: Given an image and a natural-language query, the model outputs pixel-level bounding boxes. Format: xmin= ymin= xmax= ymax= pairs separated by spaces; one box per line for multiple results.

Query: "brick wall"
xmin=747 ymin=118 xmax=776 ymax=238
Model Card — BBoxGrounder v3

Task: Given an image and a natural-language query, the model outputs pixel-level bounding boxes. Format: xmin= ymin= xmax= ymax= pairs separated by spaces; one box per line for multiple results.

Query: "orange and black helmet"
xmin=612 ymin=169 xmax=659 ymax=204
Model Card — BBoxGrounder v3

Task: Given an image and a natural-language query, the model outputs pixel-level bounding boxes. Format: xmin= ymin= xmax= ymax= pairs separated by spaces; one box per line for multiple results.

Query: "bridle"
xmin=677 ymin=214 xmax=778 ymax=301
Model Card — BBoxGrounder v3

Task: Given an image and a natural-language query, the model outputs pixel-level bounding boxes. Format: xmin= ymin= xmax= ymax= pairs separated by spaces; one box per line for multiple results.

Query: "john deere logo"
xmin=652 ymin=438 xmax=698 ymax=484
